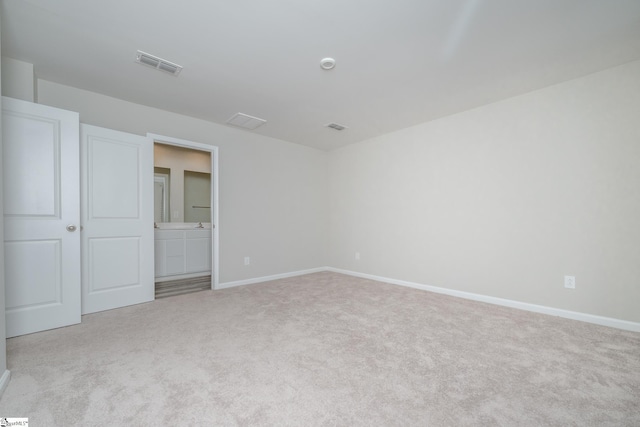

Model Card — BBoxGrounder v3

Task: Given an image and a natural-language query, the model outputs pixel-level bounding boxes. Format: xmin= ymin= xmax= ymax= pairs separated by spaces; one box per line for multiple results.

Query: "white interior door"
xmin=2 ymin=96 xmax=81 ymax=337
xmin=81 ymin=124 xmax=154 ymax=314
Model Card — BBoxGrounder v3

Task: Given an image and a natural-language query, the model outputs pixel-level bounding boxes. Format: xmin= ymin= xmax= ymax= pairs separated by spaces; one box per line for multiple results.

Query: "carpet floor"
xmin=1 ymin=271 xmax=639 ymax=426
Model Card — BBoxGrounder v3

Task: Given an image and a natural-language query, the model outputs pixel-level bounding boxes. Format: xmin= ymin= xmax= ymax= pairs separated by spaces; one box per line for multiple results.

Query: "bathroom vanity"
xmin=154 ymin=224 xmax=212 ymax=281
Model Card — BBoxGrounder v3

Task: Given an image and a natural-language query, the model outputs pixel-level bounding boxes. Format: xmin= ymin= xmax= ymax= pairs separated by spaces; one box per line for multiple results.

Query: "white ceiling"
xmin=2 ymin=0 xmax=640 ymax=151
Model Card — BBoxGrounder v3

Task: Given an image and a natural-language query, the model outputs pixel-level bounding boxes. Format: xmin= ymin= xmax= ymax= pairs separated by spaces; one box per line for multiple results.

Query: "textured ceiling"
xmin=2 ymin=0 xmax=640 ymax=150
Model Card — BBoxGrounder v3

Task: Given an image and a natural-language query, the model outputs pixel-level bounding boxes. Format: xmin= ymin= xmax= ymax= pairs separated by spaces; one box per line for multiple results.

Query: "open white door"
xmin=80 ymin=124 xmax=154 ymax=314
xmin=2 ymin=97 xmax=81 ymax=337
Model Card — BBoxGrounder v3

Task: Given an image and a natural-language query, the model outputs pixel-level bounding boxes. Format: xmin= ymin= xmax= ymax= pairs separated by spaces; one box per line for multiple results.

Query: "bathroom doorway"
xmin=148 ymin=133 xmax=219 ymax=296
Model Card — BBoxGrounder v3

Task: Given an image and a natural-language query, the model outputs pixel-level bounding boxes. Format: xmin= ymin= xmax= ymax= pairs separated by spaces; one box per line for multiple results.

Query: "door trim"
xmin=147 ymin=133 xmax=219 ymax=290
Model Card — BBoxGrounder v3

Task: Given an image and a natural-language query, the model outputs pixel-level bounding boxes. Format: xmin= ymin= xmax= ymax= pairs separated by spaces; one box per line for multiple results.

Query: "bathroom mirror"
xmin=154 ymin=143 xmax=211 ymax=223
xmin=184 ymin=171 xmax=211 ymax=223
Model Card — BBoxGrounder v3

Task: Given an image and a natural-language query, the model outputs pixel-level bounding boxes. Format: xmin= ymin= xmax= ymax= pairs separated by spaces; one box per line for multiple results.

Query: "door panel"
xmin=2 ymin=96 xmax=81 ymax=337
xmin=186 ymin=237 xmax=210 ymax=272
xmin=88 ymin=237 xmax=140 ymax=292
xmin=89 ymin=139 xmax=140 ymax=218
xmin=3 ymin=113 xmax=59 ymax=217
xmin=5 ymin=240 xmax=61 ymax=308
xmin=81 ymin=124 xmax=154 ymax=314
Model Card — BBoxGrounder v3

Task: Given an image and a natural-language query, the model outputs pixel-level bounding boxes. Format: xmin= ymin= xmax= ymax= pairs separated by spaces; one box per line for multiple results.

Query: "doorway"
xmin=148 ymin=133 xmax=219 ymax=292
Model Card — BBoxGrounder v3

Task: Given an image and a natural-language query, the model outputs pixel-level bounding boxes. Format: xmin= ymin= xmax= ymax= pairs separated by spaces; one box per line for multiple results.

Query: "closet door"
xmin=2 ymin=97 xmax=81 ymax=337
xmin=80 ymin=125 xmax=154 ymax=314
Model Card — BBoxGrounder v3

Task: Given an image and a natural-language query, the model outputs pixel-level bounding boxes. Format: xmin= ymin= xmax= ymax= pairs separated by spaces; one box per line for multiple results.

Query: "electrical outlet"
xmin=564 ymin=275 xmax=576 ymax=289
xmin=355 ymin=252 xmax=360 ymax=260
xmin=244 ymin=257 xmax=250 ymax=266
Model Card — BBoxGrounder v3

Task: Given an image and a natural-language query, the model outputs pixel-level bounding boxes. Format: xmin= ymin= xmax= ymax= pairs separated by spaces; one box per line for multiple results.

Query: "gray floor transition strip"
xmin=155 ymin=275 xmax=211 ymax=299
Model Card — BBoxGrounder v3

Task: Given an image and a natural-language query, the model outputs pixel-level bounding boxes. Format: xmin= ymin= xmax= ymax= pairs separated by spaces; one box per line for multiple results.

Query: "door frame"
xmin=153 ymin=172 xmax=170 ymax=222
xmin=147 ymin=133 xmax=219 ymax=289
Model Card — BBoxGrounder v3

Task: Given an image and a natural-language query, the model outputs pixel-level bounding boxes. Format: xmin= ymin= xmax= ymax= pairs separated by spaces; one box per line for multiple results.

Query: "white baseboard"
xmin=216 ymin=267 xmax=326 ymax=290
xmin=326 ymin=267 xmax=640 ymax=333
xmin=214 ymin=266 xmax=640 ymax=332
xmin=0 ymin=369 xmax=11 ymax=398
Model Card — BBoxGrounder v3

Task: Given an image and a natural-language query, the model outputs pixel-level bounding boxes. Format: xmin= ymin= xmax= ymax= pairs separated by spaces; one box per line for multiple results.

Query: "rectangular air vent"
xmin=136 ymin=50 xmax=182 ymax=76
xmin=326 ymin=122 xmax=348 ymax=131
xmin=226 ymin=113 xmax=267 ymax=130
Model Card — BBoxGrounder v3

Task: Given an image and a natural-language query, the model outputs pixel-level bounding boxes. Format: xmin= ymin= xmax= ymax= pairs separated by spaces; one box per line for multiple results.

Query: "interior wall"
xmin=5 ymin=57 xmax=636 ymax=325
xmin=36 ymin=79 xmax=329 ymax=284
xmin=0 ymin=56 xmax=34 ymax=102
xmin=154 ymin=143 xmax=210 ymax=223
xmin=328 ymin=60 xmax=640 ymax=323
xmin=0 ymin=21 xmax=9 ymax=386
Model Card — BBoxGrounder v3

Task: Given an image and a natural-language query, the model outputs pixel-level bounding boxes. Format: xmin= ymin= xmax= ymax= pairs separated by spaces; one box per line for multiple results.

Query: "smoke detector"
xmin=135 ymin=50 xmax=183 ymax=76
xmin=320 ymin=58 xmax=336 ymax=70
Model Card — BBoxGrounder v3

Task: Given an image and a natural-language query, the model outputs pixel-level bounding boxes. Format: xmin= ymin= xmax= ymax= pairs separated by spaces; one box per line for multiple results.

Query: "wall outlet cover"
xmin=564 ymin=275 xmax=576 ymax=289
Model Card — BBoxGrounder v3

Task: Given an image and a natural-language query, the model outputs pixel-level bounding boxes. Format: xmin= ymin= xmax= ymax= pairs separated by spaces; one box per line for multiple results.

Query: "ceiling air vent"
xmin=135 ymin=50 xmax=182 ymax=76
xmin=325 ymin=122 xmax=348 ymax=131
xmin=226 ymin=113 xmax=267 ymax=130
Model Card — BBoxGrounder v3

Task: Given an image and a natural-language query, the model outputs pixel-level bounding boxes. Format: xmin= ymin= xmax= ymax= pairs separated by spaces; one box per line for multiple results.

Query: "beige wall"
xmin=328 ymin=60 xmax=640 ymax=323
xmin=154 ymin=143 xmax=211 ymax=223
xmin=37 ymin=79 xmax=329 ymax=283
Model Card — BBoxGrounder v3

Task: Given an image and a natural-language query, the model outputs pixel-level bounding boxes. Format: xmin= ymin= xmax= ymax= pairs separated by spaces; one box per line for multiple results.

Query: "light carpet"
xmin=1 ymin=272 xmax=639 ymax=426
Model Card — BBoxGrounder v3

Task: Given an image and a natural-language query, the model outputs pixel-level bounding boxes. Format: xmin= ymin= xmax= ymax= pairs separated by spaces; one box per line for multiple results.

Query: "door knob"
xmin=66 ymin=224 xmax=77 ymax=232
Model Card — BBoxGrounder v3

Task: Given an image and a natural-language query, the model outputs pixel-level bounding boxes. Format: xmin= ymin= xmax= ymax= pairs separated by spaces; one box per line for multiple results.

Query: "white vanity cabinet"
xmin=154 ymin=228 xmax=211 ymax=279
